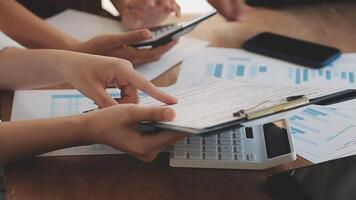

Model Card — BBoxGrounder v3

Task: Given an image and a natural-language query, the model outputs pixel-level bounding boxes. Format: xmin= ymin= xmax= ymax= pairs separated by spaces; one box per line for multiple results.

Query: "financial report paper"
xmin=177 ymin=47 xmax=356 ymax=88
xmin=140 ymin=79 xmax=344 ymax=130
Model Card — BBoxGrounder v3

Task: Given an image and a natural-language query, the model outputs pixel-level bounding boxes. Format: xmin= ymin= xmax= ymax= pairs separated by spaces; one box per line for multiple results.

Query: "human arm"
xmin=0 ymin=1 xmax=177 ymax=65
xmin=111 ymin=0 xmax=181 ymax=30
xmin=0 ymin=47 xmax=177 ymax=107
xmin=0 ymin=47 xmax=184 ymax=164
xmin=0 ymin=104 xmax=185 ymax=164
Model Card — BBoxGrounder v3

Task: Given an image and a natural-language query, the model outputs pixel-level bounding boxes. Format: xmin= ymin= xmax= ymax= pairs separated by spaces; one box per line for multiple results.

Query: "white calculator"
xmin=170 ymin=119 xmax=297 ymax=170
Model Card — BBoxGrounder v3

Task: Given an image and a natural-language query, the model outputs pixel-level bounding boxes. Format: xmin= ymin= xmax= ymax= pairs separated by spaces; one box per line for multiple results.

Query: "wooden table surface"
xmin=2 ymin=2 xmax=356 ymax=200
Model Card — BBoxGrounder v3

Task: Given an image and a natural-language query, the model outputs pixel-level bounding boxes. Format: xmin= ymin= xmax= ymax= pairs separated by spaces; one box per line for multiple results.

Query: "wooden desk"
xmin=2 ymin=2 xmax=356 ymax=200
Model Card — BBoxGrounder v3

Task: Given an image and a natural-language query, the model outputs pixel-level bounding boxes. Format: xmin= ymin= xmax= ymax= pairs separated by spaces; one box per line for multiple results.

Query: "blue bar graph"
xmin=303 ymin=69 xmax=308 ymax=82
xmin=291 ymin=127 xmax=305 ymax=134
xmin=295 ymin=69 xmax=301 ymax=84
xmin=259 ymin=66 xmax=267 ymax=73
xmin=349 ymin=72 xmax=355 ymax=83
xmin=214 ymin=64 xmax=223 ymax=77
xmin=341 ymin=72 xmax=347 ymax=79
xmin=236 ymin=65 xmax=245 ymax=76
xmin=326 ymin=71 xmax=332 ymax=80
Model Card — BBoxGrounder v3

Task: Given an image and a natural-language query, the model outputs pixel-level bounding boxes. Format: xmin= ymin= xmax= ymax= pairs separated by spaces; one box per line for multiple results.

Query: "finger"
xmin=129 ymin=40 xmax=177 ymax=65
xmin=210 ymin=0 xmax=235 ymax=21
xmin=142 ymin=131 xmax=187 ymax=152
xmin=128 ymin=106 xmax=176 ymax=122
xmin=90 ymin=85 xmax=119 ymax=108
xmin=116 ymin=85 xmax=139 ymax=104
xmin=159 ymin=0 xmax=174 ymax=12
xmin=112 ymin=29 xmax=152 ymax=48
xmin=231 ymin=0 xmax=247 ymax=21
xmin=172 ymin=1 xmax=181 ymax=17
xmin=126 ymin=69 xmax=177 ymax=104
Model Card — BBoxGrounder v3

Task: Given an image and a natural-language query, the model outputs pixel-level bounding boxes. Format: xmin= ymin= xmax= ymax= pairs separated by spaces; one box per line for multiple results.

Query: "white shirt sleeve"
xmin=0 ymin=31 xmax=23 ymax=50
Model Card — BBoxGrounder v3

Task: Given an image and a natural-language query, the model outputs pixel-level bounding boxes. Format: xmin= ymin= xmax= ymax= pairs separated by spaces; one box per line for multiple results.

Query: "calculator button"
xmin=173 ymin=151 xmax=187 ymax=159
xmin=246 ymin=154 xmax=256 ymax=161
xmin=176 ymin=138 xmax=187 ymax=144
xmin=220 ymin=145 xmax=234 ymax=152
xmin=189 ymin=152 xmax=203 ymax=159
xmin=205 ymin=134 xmax=218 ymax=138
xmin=234 ymin=145 xmax=243 ymax=153
xmin=174 ymin=144 xmax=202 ymax=151
xmin=205 ymin=152 xmax=218 ymax=160
xmin=220 ymin=138 xmax=233 ymax=145
xmin=190 ymin=136 xmax=202 ymax=144
xmin=235 ymin=153 xmax=245 ymax=160
xmin=204 ymin=138 xmax=218 ymax=145
xmin=220 ymin=152 xmax=234 ymax=160
xmin=234 ymin=139 xmax=243 ymax=145
xmin=219 ymin=132 xmax=233 ymax=138
xmin=204 ymin=145 xmax=218 ymax=152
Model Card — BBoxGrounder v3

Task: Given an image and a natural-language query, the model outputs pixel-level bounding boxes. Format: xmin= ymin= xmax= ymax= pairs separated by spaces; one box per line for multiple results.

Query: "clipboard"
xmin=139 ymin=89 xmax=356 ymax=135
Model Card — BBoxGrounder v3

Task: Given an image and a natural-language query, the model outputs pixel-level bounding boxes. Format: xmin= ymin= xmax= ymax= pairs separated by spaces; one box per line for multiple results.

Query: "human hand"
xmin=72 ymin=29 xmax=178 ymax=66
xmin=207 ymin=0 xmax=249 ymax=21
xmin=112 ymin=0 xmax=181 ymax=29
xmin=83 ymin=104 xmax=186 ymax=162
xmin=51 ymin=50 xmax=177 ymax=108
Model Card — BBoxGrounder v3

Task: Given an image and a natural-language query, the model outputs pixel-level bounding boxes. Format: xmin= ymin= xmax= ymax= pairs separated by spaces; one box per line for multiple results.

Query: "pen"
xmin=233 ymin=95 xmax=309 ymax=119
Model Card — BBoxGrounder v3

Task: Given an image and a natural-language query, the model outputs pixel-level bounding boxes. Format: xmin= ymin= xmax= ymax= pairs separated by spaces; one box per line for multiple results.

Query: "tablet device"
xmin=267 ymin=155 xmax=356 ymax=200
xmin=132 ymin=10 xmax=217 ymax=48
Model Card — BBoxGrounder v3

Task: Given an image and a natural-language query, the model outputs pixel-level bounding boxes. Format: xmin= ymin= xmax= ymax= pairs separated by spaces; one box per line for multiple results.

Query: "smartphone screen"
xmin=267 ymin=155 xmax=356 ymax=200
xmin=243 ymin=32 xmax=341 ymax=68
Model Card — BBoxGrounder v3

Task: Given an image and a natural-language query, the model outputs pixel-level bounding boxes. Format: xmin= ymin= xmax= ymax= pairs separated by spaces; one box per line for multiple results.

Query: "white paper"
xmin=288 ymin=105 xmax=356 ymax=163
xmin=46 ymin=9 xmax=209 ymax=80
xmin=140 ymin=79 xmax=344 ymax=129
xmin=177 ymin=47 xmax=356 ymax=88
xmin=11 ymin=89 xmax=125 ymax=156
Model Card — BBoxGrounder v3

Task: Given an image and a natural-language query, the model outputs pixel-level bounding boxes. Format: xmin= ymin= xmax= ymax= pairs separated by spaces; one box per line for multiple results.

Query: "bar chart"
xmin=288 ymin=65 xmax=356 ymax=85
xmin=289 ymin=106 xmax=355 ymax=148
xmin=50 ymin=92 xmax=120 ymax=117
xmin=203 ymin=56 xmax=275 ymax=82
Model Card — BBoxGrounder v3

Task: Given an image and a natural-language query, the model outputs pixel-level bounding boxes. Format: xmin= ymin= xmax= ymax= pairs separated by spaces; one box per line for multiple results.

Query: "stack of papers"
xmin=47 ymin=9 xmax=209 ymax=80
xmin=288 ymin=105 xmax=356 ymax=163
xmin=140 ymin=79 xmax=344 ymax=130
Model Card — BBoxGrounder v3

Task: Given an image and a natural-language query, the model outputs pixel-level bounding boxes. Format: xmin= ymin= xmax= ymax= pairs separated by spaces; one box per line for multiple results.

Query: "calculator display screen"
xmin=263 ymin=120 xmax=291 ymax=159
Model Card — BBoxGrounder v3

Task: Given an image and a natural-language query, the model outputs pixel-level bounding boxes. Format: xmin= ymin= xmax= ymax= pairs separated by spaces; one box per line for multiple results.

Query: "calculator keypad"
xmin=172 ymin=129 xmax=252 ymax=161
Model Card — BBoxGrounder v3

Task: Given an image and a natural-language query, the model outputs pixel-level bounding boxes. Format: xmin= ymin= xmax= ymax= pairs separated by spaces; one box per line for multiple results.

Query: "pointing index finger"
xmin=127 ymin=69 xmax=178 ymax=105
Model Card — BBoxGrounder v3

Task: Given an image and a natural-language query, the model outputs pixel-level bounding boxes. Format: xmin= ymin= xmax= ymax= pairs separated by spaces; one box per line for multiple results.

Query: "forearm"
xmin=0 ymin=115 xmax=89 ymax=164
xmin=0 ymin=48 xmax=70 ymax=89
xmin=0 ymin=0 xmax=80 ymax=50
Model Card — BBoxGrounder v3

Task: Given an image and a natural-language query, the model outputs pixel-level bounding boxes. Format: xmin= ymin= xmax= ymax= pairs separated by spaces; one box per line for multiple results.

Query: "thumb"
xmin=112 ymin=29 xmax=152 ymax=47
xmin=128 ymin=106 xmax=176 ymax=122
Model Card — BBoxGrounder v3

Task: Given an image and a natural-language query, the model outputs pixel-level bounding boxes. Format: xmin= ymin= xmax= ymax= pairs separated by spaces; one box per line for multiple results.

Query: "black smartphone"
xmin=132 ymin=10 xmax=217 ymax=48
xmin=266 ymin=155 xmax=356 ymax=200
xmin=242 ymin=32 xmax=341 ymax=69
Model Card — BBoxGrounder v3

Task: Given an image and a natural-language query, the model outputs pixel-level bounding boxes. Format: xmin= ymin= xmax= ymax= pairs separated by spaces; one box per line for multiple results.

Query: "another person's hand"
xmin=83 ymin=104 xmax=186 ymax=162
xmin=111 ymin=0 xmax=181 ymax=30
xmin=207 ymin=0 xmax=249 ymax=21
xmin=72 ymin=29 xmax=177 ymax=66
xmin=50 ymin=50 xmax=177 ymax=108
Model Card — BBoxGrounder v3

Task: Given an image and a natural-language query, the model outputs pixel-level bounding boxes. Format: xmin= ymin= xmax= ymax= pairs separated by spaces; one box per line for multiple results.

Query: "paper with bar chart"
xmin=288 ymin=105 xmax=356 ymax=163
xmin=177 ymin=47 xmax=356 ymax=88
xmin=11 ymin=89 xmax=125 ymax=156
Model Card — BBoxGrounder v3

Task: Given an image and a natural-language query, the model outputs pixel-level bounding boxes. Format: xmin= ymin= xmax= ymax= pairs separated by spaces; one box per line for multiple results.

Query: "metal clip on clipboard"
xmin=233 ymin=95 xmax=310 ymax=120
